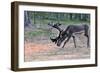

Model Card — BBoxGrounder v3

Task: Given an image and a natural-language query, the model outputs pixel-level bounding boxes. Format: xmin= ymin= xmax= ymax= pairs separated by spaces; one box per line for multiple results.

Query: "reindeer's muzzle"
xmin=57 ymin=40 xmax=62 ymax=46
xmin=57 ymin=43 xmax=60 ymax=46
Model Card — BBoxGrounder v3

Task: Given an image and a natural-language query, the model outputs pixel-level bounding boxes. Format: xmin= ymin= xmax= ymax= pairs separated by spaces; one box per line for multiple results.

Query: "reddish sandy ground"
xmin=24 ymin=40 xmax=90 ymax=62
xmin=25 ymin=42 xmax=57 ymax=55
xmin=25 ymin=42 xmax=59 ymax=61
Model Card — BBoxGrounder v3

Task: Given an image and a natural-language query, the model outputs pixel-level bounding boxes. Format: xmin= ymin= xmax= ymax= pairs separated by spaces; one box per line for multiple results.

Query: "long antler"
xmin=48 ymin=22 xmax=63 ymax=43
xmin=48 ymin=22 xmax=62 ymax=32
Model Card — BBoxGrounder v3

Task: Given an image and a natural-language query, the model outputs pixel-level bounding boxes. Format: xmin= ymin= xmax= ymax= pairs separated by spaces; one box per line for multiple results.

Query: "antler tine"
xmin=48 ymin=22 xmax=53 ymax=27
xmin=48 ymin=22 xmax=63 ymax=43
xmin=48 ymin=22 xmax=62 ymax=32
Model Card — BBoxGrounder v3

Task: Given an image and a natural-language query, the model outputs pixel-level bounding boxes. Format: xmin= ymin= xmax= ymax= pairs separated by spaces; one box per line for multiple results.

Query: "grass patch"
xmin=25 ymin=29 xmax=52 ymax=37
xmin=32 ymin=19 xmax=90 ymax=25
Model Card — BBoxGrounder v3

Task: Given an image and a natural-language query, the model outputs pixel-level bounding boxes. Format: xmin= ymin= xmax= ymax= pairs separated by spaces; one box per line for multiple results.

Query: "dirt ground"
xmin=24 ymin=33 xmax=90 ymax=62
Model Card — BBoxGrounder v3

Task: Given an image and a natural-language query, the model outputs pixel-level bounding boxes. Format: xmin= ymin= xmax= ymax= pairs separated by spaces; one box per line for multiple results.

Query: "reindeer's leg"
xmin=87 ymin=35 xmax=89 ymax=48
xmin=84 ymin=34 xmax=89 ymax=48
xmin=72 ymin=35 xmax=76 ymax=48
xmin=84 ymin=25 xmax=89 ymax=48
xmin=62 ymin=35 xmax=71 ymax=48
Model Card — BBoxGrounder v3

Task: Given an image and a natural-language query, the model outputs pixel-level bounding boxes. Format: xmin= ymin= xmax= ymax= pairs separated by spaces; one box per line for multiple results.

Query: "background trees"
xmin=24 ymin=11 xmax=90 ymax=28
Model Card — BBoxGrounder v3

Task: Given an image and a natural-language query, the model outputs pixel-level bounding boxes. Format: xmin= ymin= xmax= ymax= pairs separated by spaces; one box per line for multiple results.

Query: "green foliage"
xmin=24 ymin=11 xmax=90 ymax=39
xmin=24 ymin=11 xmax=90 ymax=26
xmin=25 ymin=29 xmax=51 ymax=37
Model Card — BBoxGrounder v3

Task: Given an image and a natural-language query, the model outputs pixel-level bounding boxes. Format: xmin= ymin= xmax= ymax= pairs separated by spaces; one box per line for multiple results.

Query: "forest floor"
xmin=24 ymin=32 xmax=90 ymax=62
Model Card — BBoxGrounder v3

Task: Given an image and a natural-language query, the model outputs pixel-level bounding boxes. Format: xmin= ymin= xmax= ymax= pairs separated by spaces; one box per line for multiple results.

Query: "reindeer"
xmin=48 ymin=23 xmax=90 ymax=48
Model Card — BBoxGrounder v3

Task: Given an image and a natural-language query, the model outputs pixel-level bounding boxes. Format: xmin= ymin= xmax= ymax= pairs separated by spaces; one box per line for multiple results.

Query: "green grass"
xmin=59 ymin=20 xmax=90 ymax=25
xmin=32 ymin=19 xmax=90 ymax=25
xmin=25 ymin=19 xmax=90 ymax=39
xmin=25 ymin=29 xmax=52 ymax=37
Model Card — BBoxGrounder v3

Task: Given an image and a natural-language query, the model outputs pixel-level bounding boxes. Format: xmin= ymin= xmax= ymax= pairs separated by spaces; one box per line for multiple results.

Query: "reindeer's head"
xmin=48 ymin=22 xmax=69 ymax=46
xmin=48 ymin=22 xmax=63 ymax=43
xmin=56 ymin=31 xmax=68 ymax=46
xmin=48 ymin=23 xmax=68 ymax=46
xmin=48 ymin=22 xmax=69 ymax=47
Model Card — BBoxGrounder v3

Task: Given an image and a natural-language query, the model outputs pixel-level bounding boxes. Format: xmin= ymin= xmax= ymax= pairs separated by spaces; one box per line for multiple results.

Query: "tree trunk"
xmin=24 ymin=11 xmax=32 ymax=27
